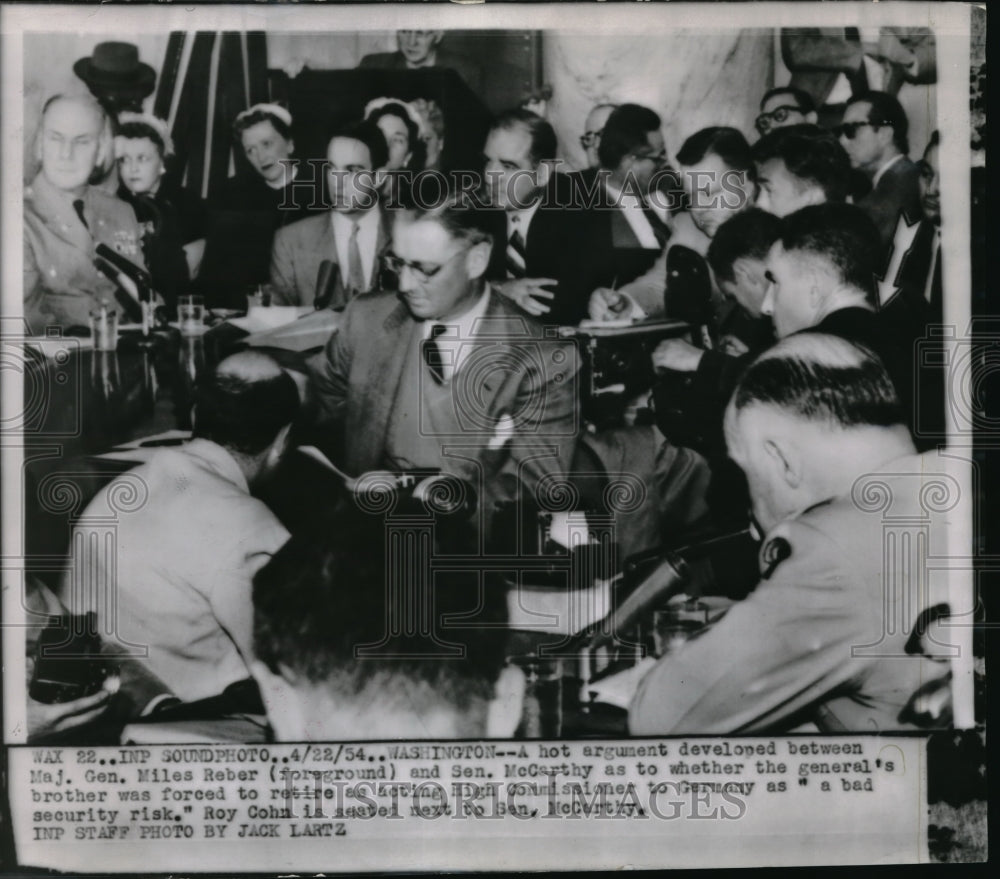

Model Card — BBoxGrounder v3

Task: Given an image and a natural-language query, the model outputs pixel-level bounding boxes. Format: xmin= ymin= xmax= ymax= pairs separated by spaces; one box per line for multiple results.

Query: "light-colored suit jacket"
xmin=311 ymin=290 xmax=581 ymax=509
xmin=269 ymin=209 xmax=392 ymax=308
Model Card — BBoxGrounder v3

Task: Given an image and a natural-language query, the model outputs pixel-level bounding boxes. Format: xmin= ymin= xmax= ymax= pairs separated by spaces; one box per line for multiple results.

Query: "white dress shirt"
xmin=421 ymin=287 xmax=492 ymax=382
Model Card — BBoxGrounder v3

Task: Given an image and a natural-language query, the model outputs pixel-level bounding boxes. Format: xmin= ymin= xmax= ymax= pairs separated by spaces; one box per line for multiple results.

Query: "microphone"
xmin=95 ymin=244 xmax=153 ymax=296
xmin=313 ymin=259 xmax=339 ymax=310
xmin=93 ymin=255 xmax=144 ymax=323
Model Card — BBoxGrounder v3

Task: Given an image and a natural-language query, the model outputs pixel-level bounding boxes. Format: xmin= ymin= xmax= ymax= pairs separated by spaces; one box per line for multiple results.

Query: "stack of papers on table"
xmin=235 ymin=308 xmax=341 ymax=352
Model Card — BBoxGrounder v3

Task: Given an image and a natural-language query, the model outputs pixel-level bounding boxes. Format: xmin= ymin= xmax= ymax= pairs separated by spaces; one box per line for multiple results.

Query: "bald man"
xmin=24 ymin=94 xmax=146 ymax=333
xmin=62 ymin=352 xmax=297 ymax=702
xmin=630 ymin=335 xmax=959 ymax=734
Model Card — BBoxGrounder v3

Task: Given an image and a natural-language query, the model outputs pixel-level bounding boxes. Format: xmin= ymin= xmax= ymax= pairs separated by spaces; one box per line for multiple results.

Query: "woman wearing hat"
xmin=115 ymin=113 xmax=207 ymax=312
xmin=197 ymin=104 xmax=322 ymax=305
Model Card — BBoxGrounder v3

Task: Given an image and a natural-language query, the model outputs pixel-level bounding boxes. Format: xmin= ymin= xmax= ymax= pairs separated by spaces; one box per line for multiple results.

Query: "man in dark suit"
xmin=270 ymin=121 xmax=391 ymax=308
xmin=838 ymin=91 xmax=921 ymax=252
xmin=358 ymin=30 xmax=482 ymax=95
xmin=310 ymin=196 xmax=580 ymax=520
xmin=481 ymin=109 xmax=592 ymax=326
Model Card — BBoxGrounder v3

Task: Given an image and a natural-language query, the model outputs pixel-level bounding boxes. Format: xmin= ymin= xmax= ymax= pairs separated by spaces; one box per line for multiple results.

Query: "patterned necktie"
xmin=73 ymin=199 xmax=89 ymax=230
xmin=507 ymin=225 xmax=527 ymax=279
xmin=345 ymin=221 xmax=365 ymax=294
xmin=423 ymin=323 xmax=448 ymax=384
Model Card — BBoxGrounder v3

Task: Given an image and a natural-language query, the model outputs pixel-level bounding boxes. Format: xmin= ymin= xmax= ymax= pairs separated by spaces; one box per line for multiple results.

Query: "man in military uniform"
xmin=629 ymin=334 xmax=961 ymax=733
xmin=24 ymin=94 xmax=145 ymax=333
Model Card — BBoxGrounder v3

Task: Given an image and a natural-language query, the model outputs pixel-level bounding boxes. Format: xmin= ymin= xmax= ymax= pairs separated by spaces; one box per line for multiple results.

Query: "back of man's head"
xmin=597 ymin=103 xmax=661 ymax=170
xmin=779 ymin=203 xmax=882 ymax=302
xmin=707 ymin=208 xmax=782 ymax=284
xmin=192 ymin=351 xmax=299 ymax=457
xmin=752 ymin=123 xmax=852 ymax=203
xmin=729 ymin=333 xmax=905 ymax=430
xmin=252 ymin=526 xmax=514 ymax=739
xmin=491 ymin=108 xmax=558 ymax=165
xmin=328 ymin=119 xmax=390 ymax=170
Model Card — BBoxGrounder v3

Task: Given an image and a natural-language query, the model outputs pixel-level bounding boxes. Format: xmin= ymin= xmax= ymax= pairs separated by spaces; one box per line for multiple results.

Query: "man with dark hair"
xmin=761 ymin=202 xmax=924 ymax=443
xmin=251 ymin=529 xmax=522 ymax=740
xmin=62 ymin=352 xmax=297 ymax=703
xmin=752 ymin=123 xmax=852 ymax=216
xmin=310 ymin=196 xmax=580 ymax=523
xmin=576 ymin=103 xmax=672 ymax=307
xmin=755 ymin=87 xmax=817 ymax=137
xmin=839 ymin=91 xmax=921 ymax=249
xmin=630 ymin=333 xmax=960 ymax=733
xmin=269 ymin=120 xmax=391 ymax=307
xmin=482 ymin=109 xmax=591 ymax=325
xmin=588 ymin=126 xmax=754 ymax=321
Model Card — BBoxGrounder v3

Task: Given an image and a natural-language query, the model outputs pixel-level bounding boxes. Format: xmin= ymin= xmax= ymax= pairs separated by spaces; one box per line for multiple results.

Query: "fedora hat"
xmin=74 ymin=42 xmax=156 ymax=98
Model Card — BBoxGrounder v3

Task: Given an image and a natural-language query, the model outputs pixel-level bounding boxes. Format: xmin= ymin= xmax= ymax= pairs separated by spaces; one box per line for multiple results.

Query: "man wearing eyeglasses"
xmin=269 ymin=121 xmax=392 ymax=308
xmin=754 ymin=88 xmax=818 ymax=139
xmin=838 ymin=91 xmax=922 ymax=252
xmin=310 ymin=196 xmax=580 ymax=523
xmin=579 ymin=103 xmax=617 ymax=172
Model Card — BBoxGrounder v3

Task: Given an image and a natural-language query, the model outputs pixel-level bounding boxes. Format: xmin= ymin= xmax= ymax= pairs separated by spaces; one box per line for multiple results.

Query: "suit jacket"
xmin=311 ymin=290 xmax=580 ymax=509
xmin=575 ymin=179 xmax=670 ymax=297
xmin=484 ymin=174 xmax=594 ymax=326
xmin=358 ymin=48 xmax=483 ymax=95
xmin=23 ymin=172 xmax=146 ymax=333
xmin=269 ymin=209 xmax=392 ymax=307
xmin=858 ymin=156 xmax=922 ymax=252
xmin=630 ymin=451 xmax=960 ymax=734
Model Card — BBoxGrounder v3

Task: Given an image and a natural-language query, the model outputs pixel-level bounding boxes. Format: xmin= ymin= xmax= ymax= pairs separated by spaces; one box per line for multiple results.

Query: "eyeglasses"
xmin=579 ymin=130 xmax=602 ymax=149
xmin=835 ymin=120 xmax=890 ymax=140
xmin=631 ymin=148 xmax=669 ymax=165
xmin=383 ymin=246 xmax=470 ymax=284
xmin=754 ymin=105 xmax=804 ymax=135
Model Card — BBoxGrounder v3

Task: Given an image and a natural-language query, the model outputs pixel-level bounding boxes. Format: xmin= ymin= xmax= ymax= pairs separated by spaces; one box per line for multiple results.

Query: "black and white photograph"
xmin=0 ymin=1 xmax=988 ymax=871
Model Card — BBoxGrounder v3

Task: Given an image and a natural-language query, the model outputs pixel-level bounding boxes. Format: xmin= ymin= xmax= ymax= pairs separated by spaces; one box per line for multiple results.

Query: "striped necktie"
xmin=507 ymin=226 xmax=527 ymax=279
xmin=423 ymin=323 xmax=448 ymax=384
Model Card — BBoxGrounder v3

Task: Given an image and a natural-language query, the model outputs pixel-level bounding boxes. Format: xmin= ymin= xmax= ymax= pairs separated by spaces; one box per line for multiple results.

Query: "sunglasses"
xmin=754 ymin=105 xmax=804 ymax=134
xmin=835 ymin=120 xmax=890 ymax=140
xmin=383 ymin=246 xmax=471 ymax=284
xmin=579 ymin=130 xmax=602 ymax=149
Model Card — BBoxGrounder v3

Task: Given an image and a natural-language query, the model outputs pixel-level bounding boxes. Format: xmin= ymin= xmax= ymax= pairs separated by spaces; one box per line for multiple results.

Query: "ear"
xmin=266 ymin=423 xmax=293 ymax=467
xmin=802 ymin=184 xmax=826 ymax=207
xmin=431 ymin=32 xmax=444 ymax=46
xmin=763 ymin=437 xmax=801 ymax=489
xmin=486 ymin=665 xmax=526 ymax=738
xmin=804 ymin=111 xmax=818 ymax=125
xmin=287 ymin=139 xmax=296 ymax=157
xmin=466 ymin=238 xmax=493 ymax=281
xmin=249 ymin=659 xmax=306 ymax=742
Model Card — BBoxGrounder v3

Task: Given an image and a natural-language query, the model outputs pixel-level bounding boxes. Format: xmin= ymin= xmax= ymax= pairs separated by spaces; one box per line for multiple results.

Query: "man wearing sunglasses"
xmin=754 ymin=87 xmax=818 ymax=138
xmin=310 ymin=196 xmax=580 ymax=524
xmin=838 ymin=91 xmax=922 ymax=252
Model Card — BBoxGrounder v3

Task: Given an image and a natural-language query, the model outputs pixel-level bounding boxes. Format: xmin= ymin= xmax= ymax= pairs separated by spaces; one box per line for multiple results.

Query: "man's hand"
xmin=588 ymin=287 xmax=630 ymax=322
xmin=651 ymin=338 xmax=704 ymax=373
xmin=27 ymin=688 xmax=111 ymax=739
xmin=719 ymin=334 xmax=751 ymax=357
xmin=496 ymin=278 xmax=556 ymax=317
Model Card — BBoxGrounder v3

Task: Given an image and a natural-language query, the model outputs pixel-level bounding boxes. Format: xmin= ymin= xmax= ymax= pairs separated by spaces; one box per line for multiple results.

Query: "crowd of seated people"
xmin=22 ymin=29 xmax=960 ymax=743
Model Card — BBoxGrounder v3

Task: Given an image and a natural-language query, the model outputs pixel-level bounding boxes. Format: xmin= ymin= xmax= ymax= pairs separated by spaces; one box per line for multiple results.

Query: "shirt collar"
xmin=182 ymin=438 xmax=250 ymax=494
xmin=421 ymin=285 xmax=491 ymax=341
xmin=331 ymin=206 xmax=380 ymax=234
xmin=872 ymin=153 xmax=905 ymax=189
xmin=507 ymin=198 xmax=543 ymax=237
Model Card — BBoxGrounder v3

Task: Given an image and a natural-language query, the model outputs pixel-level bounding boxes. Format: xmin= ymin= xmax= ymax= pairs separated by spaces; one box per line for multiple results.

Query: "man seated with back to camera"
xmin=630 ymin=334 xmax=959 ymax=734
xmin=62 ymin=351 xmax=297 ymax=706
xmin=251 ymin=527 xmax=523 ymax=740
